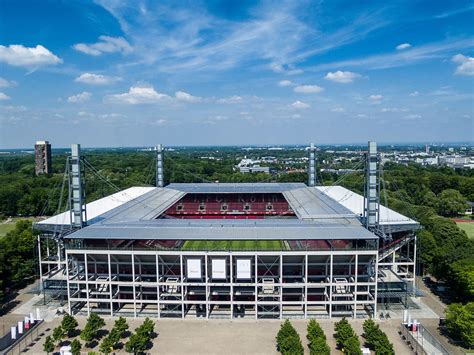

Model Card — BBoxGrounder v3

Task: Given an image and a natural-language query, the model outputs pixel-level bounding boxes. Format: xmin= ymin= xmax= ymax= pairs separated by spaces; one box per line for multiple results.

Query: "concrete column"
xmin=180 ymin=254 xmax=184 ymax=319
xmin=304 ymin=254 xmax=308 ymax=319
xmin=84 ymin=253 xmax=90 ymax=316
xmin=66 ymin=251 xmax=71 ymax=314
xmin=131 ymin=254 xmax=136 ymax=317
xmin=156 ymin=253 xmax=160 ymax=318
xmin=108 ymin=254 xmax=113 ymax=316
xmin=329 ymin=254 xmax=333 ymax=318
xmin=254 ymin=255 xmax=258 ymax=320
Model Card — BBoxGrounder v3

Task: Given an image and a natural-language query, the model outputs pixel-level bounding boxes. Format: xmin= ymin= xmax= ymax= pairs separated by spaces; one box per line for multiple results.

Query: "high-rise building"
xmin=34 ymin=140 xmax=52 ymax=175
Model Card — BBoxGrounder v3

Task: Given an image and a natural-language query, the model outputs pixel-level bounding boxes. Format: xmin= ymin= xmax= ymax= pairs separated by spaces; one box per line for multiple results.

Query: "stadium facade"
xmin=35 ymin=142 xmax=419 ymax=320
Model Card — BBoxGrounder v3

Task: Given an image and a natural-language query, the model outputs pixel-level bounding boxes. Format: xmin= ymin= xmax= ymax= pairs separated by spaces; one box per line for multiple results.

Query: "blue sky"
xmin=0 ymin=0 xmax=473 ymax=148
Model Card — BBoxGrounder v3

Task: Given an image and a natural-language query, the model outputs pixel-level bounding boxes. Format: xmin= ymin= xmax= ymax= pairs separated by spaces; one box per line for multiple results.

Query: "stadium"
xmin=35 ymin=142 xmax=419 ymax=320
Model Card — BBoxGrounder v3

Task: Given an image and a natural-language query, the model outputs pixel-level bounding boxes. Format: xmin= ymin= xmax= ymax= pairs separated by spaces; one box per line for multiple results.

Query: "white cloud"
xmin=104 ymin=86 xmax=169 ymax=104
xmin=369 ymin=94 xmax=383 ymax=102
xmin=291 ymin=113 xmax=302 ymax=119
xmin=0 ymin=105 xmax=26 ymax=112
xmin=175 ymin=91 xmax=201 ymax=103
xmin=356 ymin=114 xmax=368 ymax=118
xmin=0 ymin=92 xmax=11 ymax=100
xmin=73 ymin=36 xmax=132 ymax=56
xmin=404 ymin=114 xmax=422 ymax=120
xmin=0 ymin=77 xmax=17 ymax=88
xmin=293 ymin=85 xmax=324 ymax=93
xmin=381 ymin=107 xmax=398 ymax=112
xmin=270 ymin=63 xmax=303 ymax=75
xmin=0 ymin=44 xmax=62 ymax=67
xmin=409 ymin=91 xmax=419 ymax=97
xmin=324 ymin=71 xmax=360 ymax=83
xmin=99 ymin=113 xmax=126 ymax=119
xmin=291 ymin=100 xmax=310 ymax=109
xmin=452 ymin=54 xmax=474 ymax=76
xmin=77 ymin=111 xmax=94 ymax=117
xmin=75 ymin=73 xmax=122 ymax=85
xmin=218 ymin=95 xmax=243 ymax=104
xmin=155 ymin=119 xmax=167 ymax=125
xmin=67 ymin=92 xmax=92 ymax=103
xmin=396 ymin=43 xmax=411 ymax=50
xmin=278 ymin=80 xmax=294 ymax=87
xmin=331 ymin=107 xmax=345 ymax=112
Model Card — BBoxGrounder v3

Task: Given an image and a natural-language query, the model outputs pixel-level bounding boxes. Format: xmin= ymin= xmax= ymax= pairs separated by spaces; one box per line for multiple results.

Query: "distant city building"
xmin=35 ymin=140 xmax=52 ymax=175
xmin=235 ymin=158 xmax=271 ymax=174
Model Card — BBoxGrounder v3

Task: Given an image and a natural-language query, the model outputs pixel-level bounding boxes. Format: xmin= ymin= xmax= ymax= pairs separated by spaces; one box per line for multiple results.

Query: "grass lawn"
xmin=0 ymin=217 xmax=43 ymax=237
xmin=182 ymin=240 xmax=285 ymax=251
xmin=456 ymin=221 xmax=474 ymax=239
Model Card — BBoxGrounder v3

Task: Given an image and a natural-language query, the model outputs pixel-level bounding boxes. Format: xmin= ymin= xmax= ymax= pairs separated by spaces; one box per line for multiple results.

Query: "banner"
xmin=236 ymin=258 xmax=251 ymax=279
xmin=186 ymin=258 xmax=202 ymax=279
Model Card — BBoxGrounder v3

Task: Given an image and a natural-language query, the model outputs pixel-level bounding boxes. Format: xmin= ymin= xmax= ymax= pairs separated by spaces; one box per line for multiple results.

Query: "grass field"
xmin=456 ymin=221 xmax=474 ymax=239
xmin=0 ymin=217 xmax=43 ymax=237
xmin=182 ymin=240 xmax=286 ymax=251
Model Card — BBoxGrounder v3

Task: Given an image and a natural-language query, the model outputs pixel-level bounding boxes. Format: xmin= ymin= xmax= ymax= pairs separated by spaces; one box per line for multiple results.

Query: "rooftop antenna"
xmin=307 ymin=142 xmax=317 ymax=187
xmin=156 ymin=144 xmax=164 ymax=187
xmin=364 ymin=141 xmax=379 ymax=230
xmin=69 ymin=144 xmax=86 ymax=228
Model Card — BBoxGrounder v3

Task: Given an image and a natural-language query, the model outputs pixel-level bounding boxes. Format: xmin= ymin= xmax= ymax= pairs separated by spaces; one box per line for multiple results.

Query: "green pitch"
xmin=182 ymin=240 xmax=286 ymax=251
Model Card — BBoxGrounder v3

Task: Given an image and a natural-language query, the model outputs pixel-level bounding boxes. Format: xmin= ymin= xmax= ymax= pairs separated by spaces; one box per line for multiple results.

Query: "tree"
xmin=99 ymin=336 xmax=115 ymax=355
xmin=70 ymin=339 xmax=81 ymax=355
xmin=88 ymin=313 xmax=105 ymax=331
xmin=43 ymin=335 xmax=54 ymax=354
xmin=80 ymin=325 xmax=95 ymax=344
xmin=343 ymin=336 xmax=362 ymax=355
xmin=114 ymin=316 xmax=129 ymax=336
xmin=446 ymin=302 xmax=474 ymax=348
xmin=80 ymin=313 xmax=105 ymax=344
xmin=52 ymin=325 xmax=65 ymax=346
xmin=334 ymin=318 xmax=356 ymax=348
xmin=125 ymin=332 xmax=148 ymax=354
xmin=307 ymin=319 xmax=330 ymax=355
xmin=307 ymin=319 xmax=325 ymax=341
xmin=309 ymin=337 xmax=330 ymax=355
xmin=437 ymin=189 xmax=468 ymax=217
xmin=61 ymin=313 xmax=78 ymax=337
xmin=363 ymin=319 xmax=395 ymax=355
xmin=276 ymin=319 xmax=303 ymax=355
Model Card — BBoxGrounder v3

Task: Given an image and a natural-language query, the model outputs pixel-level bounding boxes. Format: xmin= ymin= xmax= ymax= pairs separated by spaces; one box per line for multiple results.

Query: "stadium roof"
xmin=35 ymin=186 xmax=155 ymax=230
xmin=35 ymin=182 xmax=418 ymax=239
xmin=316 ymin=186 xmax=419 ymax=231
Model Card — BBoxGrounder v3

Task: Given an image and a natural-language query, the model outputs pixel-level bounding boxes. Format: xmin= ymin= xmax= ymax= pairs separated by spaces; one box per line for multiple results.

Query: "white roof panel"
xmin=315 ymin=186 xmax=418 ymax=226
xmin=37 ymin=186 xmax=155 ymax=226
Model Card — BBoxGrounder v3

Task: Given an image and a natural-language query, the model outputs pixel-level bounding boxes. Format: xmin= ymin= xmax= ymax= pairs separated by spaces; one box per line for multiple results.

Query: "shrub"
xmin=80 ymin=313 xmax=106 ymax=344
xmin=276 ymin=319 xmax=303 ymax=355
xmin=362 ymin=319 xmax=394 ymax=355
xmin=43 ymin=335 xmax=54 ymax=354
xmin=52 ymin=326 xmax=65 ymax=345
xmin=334 ymin=318 xmax=356 ymax=348
xmin=70 ymin=339 xmax=81 ymax=355
xmin=307 ymin=319 xmax=330 ymax=355
xmin=61 ymin=313 xmax=78 ymax=337
xmin=446 ymin=302 xmax=474 ymax=348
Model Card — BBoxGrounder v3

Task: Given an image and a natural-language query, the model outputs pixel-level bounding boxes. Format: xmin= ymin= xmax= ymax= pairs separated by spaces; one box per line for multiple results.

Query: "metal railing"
xmin=399 ymin=323 xmax=450 ymax=355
